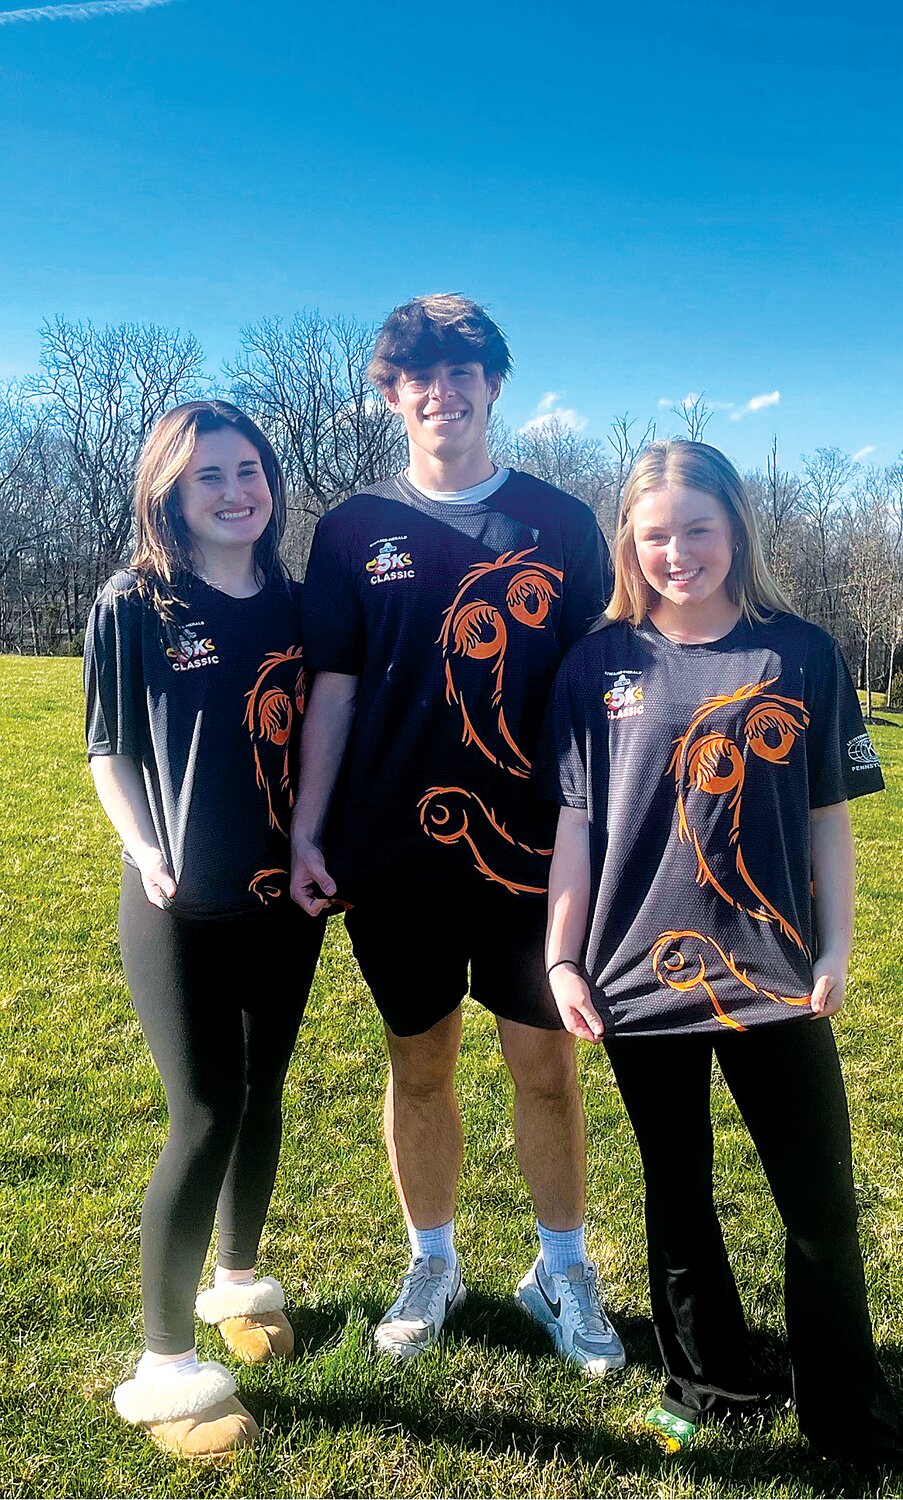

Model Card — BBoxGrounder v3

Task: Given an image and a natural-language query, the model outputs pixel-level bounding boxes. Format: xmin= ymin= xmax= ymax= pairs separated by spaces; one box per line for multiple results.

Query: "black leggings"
xmin=605 ymin=1018 xmax=903 ymax=1461
xmin=118 ymin=863 xmax=325 ymax=1353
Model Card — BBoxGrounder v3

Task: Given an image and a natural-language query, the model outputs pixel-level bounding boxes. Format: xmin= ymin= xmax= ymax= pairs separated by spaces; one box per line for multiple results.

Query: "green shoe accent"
xmin=645 ymin=1405 xmax=697 ymax=1452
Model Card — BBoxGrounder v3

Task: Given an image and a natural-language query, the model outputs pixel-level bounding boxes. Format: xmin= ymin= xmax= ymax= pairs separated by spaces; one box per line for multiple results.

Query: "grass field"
xmin=3 ymin=656 xmax=903 ymax=1499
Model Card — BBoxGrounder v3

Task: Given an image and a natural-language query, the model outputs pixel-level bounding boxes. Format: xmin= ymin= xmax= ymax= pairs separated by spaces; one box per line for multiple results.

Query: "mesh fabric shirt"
xmin=536 ymin=613 xmax=884 ymax=1036
xmin=84 ymin=570 xmax=306 ymax=918
xmin=301 ymin=471 xmax=612 ymax=902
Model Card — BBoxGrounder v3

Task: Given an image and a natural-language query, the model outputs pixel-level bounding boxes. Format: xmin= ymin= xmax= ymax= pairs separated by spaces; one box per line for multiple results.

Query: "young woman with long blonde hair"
xmin=538 ymin=440 xmax=903 ymax=1465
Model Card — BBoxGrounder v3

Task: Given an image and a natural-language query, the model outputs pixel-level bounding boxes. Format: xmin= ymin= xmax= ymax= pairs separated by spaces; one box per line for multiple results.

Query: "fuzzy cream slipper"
xmin=113 ymin=1359 xmax=258 ymax=1460
xmin=195 ymin=1276 xmax=294 ymax=1364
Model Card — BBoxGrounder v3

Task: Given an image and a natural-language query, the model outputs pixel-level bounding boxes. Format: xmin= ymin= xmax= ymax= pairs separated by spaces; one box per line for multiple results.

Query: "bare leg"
xmin=497 ymin=1018 xmax=584 ymax=1230
xmin=383 ymin=1009 xmax=463 ymax=1230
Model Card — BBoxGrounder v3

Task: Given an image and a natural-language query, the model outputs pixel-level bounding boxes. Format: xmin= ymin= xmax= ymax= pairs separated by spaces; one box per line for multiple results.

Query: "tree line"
xmin=2 ymin=314 xmax=901 ymax=712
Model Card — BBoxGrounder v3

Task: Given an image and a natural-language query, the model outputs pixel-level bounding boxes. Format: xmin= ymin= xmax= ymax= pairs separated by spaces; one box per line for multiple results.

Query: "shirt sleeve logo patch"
xmin=847 ymin=732 xmax=880 ymax=768
xmin=165 ymin=621 xmax=219 ymax=671
xmin=604 ymin=670 xmax=645 ymax=719
xmin=366 ymin=536 xmax=415 ymax=584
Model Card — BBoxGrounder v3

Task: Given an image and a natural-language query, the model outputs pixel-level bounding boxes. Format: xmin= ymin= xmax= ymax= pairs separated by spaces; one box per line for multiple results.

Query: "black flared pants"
xmin=605 ymin=1018 xmax=903 ymax=1462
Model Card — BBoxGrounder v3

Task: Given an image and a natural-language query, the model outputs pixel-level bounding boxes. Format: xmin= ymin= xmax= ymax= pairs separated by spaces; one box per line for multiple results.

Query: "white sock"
xmin=408 ymin=1218 xmax=456 ymax=1268
xmin=136 ymin=1347 xmax=199 ymax=1380
xmin=214 ymin=1265 xmax=256 ymax=1288
xmin=537 ymin=1220 xmax=587 ymax=1277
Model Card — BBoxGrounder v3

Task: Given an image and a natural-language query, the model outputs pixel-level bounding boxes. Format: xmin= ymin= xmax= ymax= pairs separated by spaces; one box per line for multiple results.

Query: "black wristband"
xmin=546 ymin=959 xmax=581 ymax=979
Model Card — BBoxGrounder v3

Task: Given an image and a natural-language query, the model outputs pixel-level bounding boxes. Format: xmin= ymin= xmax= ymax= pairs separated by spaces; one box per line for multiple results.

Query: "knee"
xmin=167 ymin=1095 xmax=243 ymax=1168
xmin=390 ymin=1057 xmax=455 ymax=1103
xmin=789 ymin=1210 xmax=860 ymax=1265
xmin=507 ymin=1037 xmax=578 ymax=1103
xmin=387 ymin=1020 xmax=459 ymax=1102
xmin=241 ymin=1067 xmax=288 ymax=1123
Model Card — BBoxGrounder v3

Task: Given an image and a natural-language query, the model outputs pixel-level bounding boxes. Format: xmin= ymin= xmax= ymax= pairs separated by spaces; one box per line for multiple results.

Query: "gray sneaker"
xmin=515 ymin=1256 xmax=626 ymax=1376
xmin=374 ymin=1255 xmax=466 ymax=1362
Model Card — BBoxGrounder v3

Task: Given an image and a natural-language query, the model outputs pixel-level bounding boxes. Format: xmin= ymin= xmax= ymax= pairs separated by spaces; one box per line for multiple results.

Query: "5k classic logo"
xmin=604 ymin=670 xmax=644 ymax=720
xmin=165 ymin=621 xmax=219 ymax=671
xmin=366 ymin=536 xmax=415 ymax=585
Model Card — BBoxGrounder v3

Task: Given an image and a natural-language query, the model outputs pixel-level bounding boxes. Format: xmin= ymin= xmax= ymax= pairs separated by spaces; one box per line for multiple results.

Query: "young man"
xmin=291 ymin=294 xmax=623 ymax=1374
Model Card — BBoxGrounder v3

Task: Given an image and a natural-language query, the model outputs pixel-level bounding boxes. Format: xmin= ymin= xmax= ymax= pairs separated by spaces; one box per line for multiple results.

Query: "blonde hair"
xmin=607 ymin=440 xmax=794 ymax=627
xmin=130 ymin=401 xmax=287 ymax=620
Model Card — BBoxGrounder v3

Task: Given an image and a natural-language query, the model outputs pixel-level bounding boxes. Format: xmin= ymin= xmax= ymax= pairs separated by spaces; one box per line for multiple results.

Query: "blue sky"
xmin=1 ymin=0 xmax=900 ymax=471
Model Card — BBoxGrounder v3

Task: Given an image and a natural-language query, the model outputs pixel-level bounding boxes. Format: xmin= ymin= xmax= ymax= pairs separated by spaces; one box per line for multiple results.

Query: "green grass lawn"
xmin=3 ymin=656 xmax=903 ymax=1499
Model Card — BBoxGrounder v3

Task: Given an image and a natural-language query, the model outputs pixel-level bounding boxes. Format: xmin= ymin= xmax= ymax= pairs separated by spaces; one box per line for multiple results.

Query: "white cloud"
xmin=516 ymin=399 xmax=588 ymax=435
xmin=852 ymin=445 xmax=876 ymax=462
xmin=729 ymin=390 xmax=781 ymax=421
xmin=659 ymin=391 xmax=737 ymax=412
xmin=519 ymin=396 xmax=587 ymax=435
xmin=0 ymin=0 xmax=170 ymax=23
xmin=658 ymin=391 xmax=700 ymax=408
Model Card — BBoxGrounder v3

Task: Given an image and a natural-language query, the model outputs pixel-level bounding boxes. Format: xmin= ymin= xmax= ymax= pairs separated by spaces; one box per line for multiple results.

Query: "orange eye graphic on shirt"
xmin=686 ymin=734 xmax=745 ymax=798
xmin=669 ymin=677 xmax=811 ymax=952
xmin=256 ymin=687 xmax=293 ymax=746
xmin=505 ymin=570 xmax=556 ymax=628
xmin=452 ymin=601 xmax=507 ymax=661
xmin=438 ymin=548 xmax=564 ymax=779
xmin=744 ymin=703 xmax=806 ymax=764
xmin=243 ymin=647 xmax=306 ymax=837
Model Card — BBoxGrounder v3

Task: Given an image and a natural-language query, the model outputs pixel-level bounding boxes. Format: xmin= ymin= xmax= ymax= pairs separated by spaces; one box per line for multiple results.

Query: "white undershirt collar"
xmin=406 ymin=467 xmax=510 ymax=505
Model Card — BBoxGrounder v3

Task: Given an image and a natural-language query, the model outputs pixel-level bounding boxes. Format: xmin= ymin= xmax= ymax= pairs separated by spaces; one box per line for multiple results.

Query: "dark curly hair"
xmin=367 ymin=294 xmax=512 ymax=392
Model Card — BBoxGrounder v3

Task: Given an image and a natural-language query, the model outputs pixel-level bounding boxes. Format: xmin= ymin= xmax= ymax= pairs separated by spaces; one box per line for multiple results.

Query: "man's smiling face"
xmin=386 ymin=360 xmax=500 ymax=467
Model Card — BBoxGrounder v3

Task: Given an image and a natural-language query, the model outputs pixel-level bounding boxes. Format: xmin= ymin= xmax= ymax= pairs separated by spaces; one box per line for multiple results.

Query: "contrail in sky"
xmin=0 ymin=0 xmax=171 ymax=23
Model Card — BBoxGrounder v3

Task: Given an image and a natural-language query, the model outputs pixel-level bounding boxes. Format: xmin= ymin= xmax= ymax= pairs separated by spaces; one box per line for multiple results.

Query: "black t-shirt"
xmin=84 ymin=570 xmax=306 ymax=918
xmin=301 ymin=471 xmax=612 ymax=901
xmin=537 ymin=614 xmax=884 ymax=1037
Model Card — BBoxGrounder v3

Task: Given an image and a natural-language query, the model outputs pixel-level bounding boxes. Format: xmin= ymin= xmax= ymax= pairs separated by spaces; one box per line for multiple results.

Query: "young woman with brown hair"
xmin=84 ymin=400 xmax=324 ymax=1460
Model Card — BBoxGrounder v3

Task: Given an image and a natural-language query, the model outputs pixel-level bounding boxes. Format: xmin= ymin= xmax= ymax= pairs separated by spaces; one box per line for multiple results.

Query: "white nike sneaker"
xmin=515 ymin=1257 xmax=626 ymax=1376
xmin=374 ymin=1254 xmax=466 ymax=1362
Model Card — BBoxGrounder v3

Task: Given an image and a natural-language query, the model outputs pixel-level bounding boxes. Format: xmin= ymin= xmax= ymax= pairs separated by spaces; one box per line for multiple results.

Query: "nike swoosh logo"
xmin=537 ymin=1280 xmax=561 ymax=1318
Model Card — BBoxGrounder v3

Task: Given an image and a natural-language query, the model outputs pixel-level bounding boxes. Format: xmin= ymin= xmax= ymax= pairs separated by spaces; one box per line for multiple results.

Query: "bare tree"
xmin=798 ymin=447 xmax=854 ymax=634
xmin=228 ymin=313 xmax=405 ymax=528
xmin=509 ymin=415 xmax=616 ymax=535
xmin=880 ymin=458 xmax=903 ymax=705
xmin=844 ymin=477 xmax=894 ymax=719
xmin=29 ymin=318 xmax=205 ymax=589
xmin=672 ymin=393 xmax=713 ymax=442
xmin=743 ymin=436 xmax=803 ymax=604
xmin=607 ymin=413 xmax=656 ymax=516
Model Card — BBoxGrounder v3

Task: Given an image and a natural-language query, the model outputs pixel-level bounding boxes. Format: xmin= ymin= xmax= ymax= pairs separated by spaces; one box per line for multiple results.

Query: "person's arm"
xmin=546 ymin=805 xmax=604 ymax=1042
xmin=90 ymin=754 xmax=176 ymax=909
xmin=290 ymin=670 xmax=358 ymax=915
xmin=809 ymin=800 xmax=855 ymax=1018
xmin=558 ymin=505 xmax=613 ymax=650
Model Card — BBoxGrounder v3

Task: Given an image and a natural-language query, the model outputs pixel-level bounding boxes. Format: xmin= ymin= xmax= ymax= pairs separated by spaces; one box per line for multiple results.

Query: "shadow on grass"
xmin=252 ymin=1381 xmax=893 ymax=1498
xmin=278 ymin=1296 xmax=903 ymax=1495
xmin=287 ymin=1290 xmax=665 ymax=1376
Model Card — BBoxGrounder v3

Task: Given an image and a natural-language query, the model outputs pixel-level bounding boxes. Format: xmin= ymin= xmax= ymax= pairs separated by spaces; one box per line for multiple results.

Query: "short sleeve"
xmin=807 ymin=640 xmax=884 ymax=806
xmin=557 ymin=506 xmax=613 ymax=652
xmin=83 ymin=578 xmax=145 ymax=759
xmin=533 ymin=651 xmax=591 ymax=808
xmin=300 ymin=513 xmax=365 ymax=675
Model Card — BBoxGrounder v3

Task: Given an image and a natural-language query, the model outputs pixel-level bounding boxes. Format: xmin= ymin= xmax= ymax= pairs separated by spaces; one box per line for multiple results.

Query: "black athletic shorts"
xmin=344 ymin=884 xmax=562 ymax=1037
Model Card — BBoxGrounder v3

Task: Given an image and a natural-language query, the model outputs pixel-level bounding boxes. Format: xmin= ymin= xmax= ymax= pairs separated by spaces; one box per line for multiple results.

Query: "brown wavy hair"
xmin=606 ymin=440 xmax=794 ymax=627
xmin=130 ymin=400 xmax=288 ymax=619
xmin=367 ymin=294 xmax=512 ymax=392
